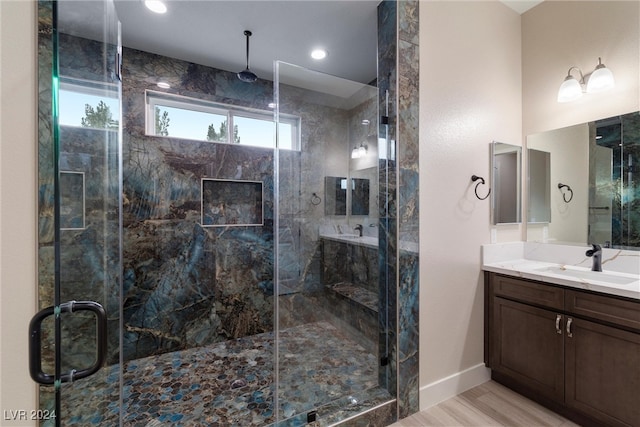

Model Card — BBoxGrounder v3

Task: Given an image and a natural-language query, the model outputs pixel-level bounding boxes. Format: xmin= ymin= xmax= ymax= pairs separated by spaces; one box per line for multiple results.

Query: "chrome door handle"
xmin=29 ymin=300 xmax=107 ymax=385
xmin=555 ymin=314 xmax=562 ymax=334
xmin=566 ymin=317 xmax=573 ymax=338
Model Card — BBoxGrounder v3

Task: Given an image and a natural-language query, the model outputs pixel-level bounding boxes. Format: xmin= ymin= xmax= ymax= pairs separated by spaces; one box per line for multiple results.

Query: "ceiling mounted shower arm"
xmin=237 ymin=30 xmax=258 ymax=83
xmin=244 ymin=30 xmax=251 ymax=68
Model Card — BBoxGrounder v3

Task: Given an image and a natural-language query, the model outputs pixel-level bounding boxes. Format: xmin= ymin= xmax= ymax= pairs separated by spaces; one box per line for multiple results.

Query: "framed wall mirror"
xmin=491 ymin=141 xmax=522 ymax=225
xmin=526 ymin=111 xmax=640 ymax=250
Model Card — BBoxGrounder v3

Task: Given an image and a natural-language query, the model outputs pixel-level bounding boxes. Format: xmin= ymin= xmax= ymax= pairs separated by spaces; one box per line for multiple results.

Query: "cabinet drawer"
xmin=565 ymin=290 xmax=640 ymax=332
xmin=491 ymin=274 xmax=564 ymax=310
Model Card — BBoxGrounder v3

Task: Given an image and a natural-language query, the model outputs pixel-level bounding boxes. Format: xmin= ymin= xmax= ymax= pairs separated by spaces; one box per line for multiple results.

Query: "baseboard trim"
xmin=419 ymin=364 xmax=491 ymax=410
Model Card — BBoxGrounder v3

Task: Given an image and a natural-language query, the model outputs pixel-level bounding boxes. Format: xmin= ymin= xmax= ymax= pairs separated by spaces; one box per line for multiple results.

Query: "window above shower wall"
xmin=145 ymin=90 xmax=300 ymax=150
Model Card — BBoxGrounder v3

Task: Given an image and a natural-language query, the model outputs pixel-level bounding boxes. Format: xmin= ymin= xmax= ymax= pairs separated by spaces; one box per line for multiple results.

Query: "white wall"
xmin=418 ymin=1 xmax=522 ymax=408
xmin=522 ymin=1 xmax=640 ymax=135
xmin=0 ymin=0 xmax=38 ymax=425
xmin=418 ymin=0 xmax=640 ymax=412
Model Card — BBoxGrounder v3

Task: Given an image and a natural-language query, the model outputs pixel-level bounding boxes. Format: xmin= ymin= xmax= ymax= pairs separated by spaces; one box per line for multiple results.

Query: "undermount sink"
xmin=535 ymin=266 xmax=638 ymax=286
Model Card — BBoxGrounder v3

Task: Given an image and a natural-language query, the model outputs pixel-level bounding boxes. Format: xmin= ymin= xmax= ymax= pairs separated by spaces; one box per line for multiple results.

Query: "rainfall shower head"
xmin=237 ymin=30 xmax=258 ymax=83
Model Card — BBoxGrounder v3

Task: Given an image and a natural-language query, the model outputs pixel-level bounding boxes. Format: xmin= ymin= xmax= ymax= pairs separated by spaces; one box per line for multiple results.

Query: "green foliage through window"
xmin=155 ymin=109 xmax=170 ymax=136
xmin=207 ymin=120 xmax=240 ymax=143
xmin=81 ymin=100 xmax=119 ymax=129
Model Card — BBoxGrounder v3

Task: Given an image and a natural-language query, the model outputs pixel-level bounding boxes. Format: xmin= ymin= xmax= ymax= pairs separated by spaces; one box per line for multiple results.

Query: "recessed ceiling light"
xmin=145 ymin=0 xmax=167 ymax=14
xmin=157 ymin=81 xmax=170 ymax=89
xmin=310 ymin=49 xmax=327 ymax=60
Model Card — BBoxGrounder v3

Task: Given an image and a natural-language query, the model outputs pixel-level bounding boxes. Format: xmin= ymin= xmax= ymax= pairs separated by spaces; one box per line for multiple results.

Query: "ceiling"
xmin=59 ymin=1 xmax=543 ymax=87
xmin=112 ymin=0 xmax=379 ymax=84
xmin=500 ymin=0 xmax=543 ymax=14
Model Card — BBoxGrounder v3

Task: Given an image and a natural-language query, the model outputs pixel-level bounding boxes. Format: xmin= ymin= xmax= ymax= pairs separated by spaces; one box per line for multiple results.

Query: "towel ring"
xmin=558 ymin=183 xmax=573 ymax=203
xmin=471 ymin=175 xmax=491 ymax=200
xmin=311 ymin=192 xmax=322 ymax=205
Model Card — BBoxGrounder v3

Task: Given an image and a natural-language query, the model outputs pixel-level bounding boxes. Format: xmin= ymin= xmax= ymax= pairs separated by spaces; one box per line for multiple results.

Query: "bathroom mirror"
xmin=527 ymin=148 xmax=551 ymax=223
xmin=324 ymin=176 xmax=372 ymax=216
xmin=325 ymin=176 xmax=347 ymax=216
xmin=351 ymin=178 xmax=370 ymax=216
xmin=526 ymin=111 xmax=640 ymax=250
xmin=491 ymin=141 xmax=522 ymax=224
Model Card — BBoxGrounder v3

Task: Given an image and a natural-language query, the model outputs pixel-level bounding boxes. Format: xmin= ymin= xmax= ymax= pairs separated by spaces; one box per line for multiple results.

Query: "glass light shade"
xmin=351 ymin=147 xmax=359 ymax=159
xmin=586 ymin=65 xmax=615 ymax=93
xmin=557 ymin=76 xmax=583 ymax=103
xmin=144 ymin=0 xmax=167 ymax=14
xmin=358 ymin=145 xmax=367 ymax=157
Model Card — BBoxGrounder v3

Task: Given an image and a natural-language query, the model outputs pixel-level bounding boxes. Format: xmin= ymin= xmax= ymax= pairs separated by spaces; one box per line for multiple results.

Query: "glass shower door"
xmin=33 ymin=1 xmax=122 ymax=425
xmin=275 ymin=61 xmax=387 ymax=424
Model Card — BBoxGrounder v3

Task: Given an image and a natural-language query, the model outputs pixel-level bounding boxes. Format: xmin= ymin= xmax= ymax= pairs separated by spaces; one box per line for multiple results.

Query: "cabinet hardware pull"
xmin=566 ymin=317 xmax=573 ymax=338
xmin=555 ymin=314 xmax=562 ymax=334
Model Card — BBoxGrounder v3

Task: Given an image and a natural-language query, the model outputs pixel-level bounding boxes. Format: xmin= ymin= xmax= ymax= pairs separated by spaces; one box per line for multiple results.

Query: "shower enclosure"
xmin=588 ymin=112 xmax=640 ymax=249
xmin=32 ymin=0 xmax=411 ymax=425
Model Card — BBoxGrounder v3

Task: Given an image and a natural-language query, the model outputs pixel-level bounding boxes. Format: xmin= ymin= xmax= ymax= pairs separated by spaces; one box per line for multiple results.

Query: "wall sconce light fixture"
xmin=351 ymin=142 xmax=368 ymax=159
xmin=557 ymin=57 xmax=615 ymax=103
xmin=352 ymin=119 xmax=372 ymax=159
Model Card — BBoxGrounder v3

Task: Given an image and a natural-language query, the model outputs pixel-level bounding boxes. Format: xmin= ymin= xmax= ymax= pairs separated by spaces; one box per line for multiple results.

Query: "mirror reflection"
xmin=351 ymin=178 xmax=370 ymax=216
xmin=324 ymin=176 xmax=372 ymax=216
xmin=527 ymin=148 xmax=551 ymax=223
xmin=526 ymin=111 xmax=640 ymax=250
xmin=324 ymin=176 xmax=347 ymax=216
xmin=491 ymin=141 xmax=522 ymax=224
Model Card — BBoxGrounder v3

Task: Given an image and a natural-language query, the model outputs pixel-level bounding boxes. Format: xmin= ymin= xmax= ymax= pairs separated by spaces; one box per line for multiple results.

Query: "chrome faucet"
xmin=586 ymin=244 xmax=603 ymax=272
xmin=354 ymin=224 xmax=363 ymax=237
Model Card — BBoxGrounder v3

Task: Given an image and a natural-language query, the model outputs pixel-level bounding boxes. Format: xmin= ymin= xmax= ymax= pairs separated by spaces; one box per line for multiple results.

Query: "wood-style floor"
xmin=390 ymin=381 xmax=580 ymax=427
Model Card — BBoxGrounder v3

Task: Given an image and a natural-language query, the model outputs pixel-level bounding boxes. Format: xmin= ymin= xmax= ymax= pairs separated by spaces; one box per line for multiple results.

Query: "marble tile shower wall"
xmin=51 ymin=35 xmax=376 ymax=363
xmin=397 ymin=0 xmax=420 ymax=418
xmin=371 ymin=0 xmax=420 ymax=422
xmin=120 ymin=46 xmax=278 ymax=362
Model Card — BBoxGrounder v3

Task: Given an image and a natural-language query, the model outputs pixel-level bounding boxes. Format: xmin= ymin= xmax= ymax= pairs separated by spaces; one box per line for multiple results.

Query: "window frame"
xmin=145 ymin=90 xmax=300 ymax=150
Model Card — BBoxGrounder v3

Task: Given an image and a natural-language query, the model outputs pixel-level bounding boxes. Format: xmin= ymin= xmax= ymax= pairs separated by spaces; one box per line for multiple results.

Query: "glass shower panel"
xmin=275 ymin=61 xmax=385 ymax=423
xmin=37 ymin=1 xmax=122 ymax=425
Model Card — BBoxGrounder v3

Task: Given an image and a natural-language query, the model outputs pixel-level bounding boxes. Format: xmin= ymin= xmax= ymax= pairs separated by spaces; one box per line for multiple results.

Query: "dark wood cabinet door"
xmin=565 ymin=317 xmax=640 ymax=427
xmin=491 ymin=297 xmax=564 ymax=402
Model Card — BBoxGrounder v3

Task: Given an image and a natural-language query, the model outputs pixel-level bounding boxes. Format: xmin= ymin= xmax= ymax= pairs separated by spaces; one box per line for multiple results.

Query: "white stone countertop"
xmin=483 ymin=242 xmax=640 ymax=300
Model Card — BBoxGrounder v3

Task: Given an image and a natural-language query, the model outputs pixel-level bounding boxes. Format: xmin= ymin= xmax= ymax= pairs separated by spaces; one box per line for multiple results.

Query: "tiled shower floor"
xmin=58 ymin=321 xmax=378 ymax=426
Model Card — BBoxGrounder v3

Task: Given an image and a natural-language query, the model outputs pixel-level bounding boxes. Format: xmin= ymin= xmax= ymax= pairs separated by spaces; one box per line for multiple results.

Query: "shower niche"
xmin=201 ymin=179 xmax=264 ymax=227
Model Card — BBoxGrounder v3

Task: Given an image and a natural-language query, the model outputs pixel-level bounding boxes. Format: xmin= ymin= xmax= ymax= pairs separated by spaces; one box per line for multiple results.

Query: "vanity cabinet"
xmin=485 ymin=272 xmax=640 ymax=427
